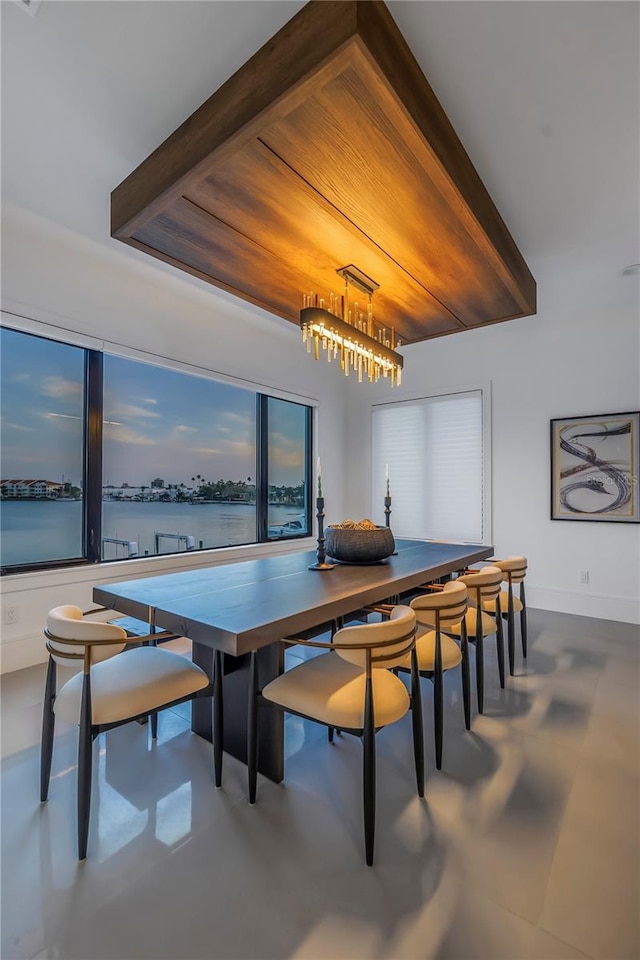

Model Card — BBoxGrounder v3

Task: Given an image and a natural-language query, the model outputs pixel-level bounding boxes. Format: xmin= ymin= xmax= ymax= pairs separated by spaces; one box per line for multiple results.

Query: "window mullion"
xmin=305 ymin=405 xmax=313 ymax=528
xmin=256 ymin=394 xmax=269 ymax=541
xmin=85 ymin=350 xmax=103 ymax=562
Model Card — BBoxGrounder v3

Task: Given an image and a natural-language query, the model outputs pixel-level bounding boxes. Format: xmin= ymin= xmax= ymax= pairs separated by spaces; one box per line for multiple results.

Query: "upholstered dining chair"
xmin=482 ymin=557 xmax=529 ymax=675
xmin=41 ymin=605 xmax=221 ymax=860
xmin=391 ymin=581 xmax=470 ymax=771
xmin=247 ymin=606 xmax=422 ymax=866
xmin=444 ymin=566 xmax=504 ymax=713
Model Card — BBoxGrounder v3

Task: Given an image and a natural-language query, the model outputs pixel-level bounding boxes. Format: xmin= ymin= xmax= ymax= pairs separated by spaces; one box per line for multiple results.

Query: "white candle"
xmin=317 ymin=457 xmax=322 ymax=498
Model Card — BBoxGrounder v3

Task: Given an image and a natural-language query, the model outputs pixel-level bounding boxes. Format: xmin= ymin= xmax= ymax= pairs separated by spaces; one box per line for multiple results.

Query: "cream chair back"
xmin=46 ymin=605 xmax=127 ymax=667
xmin=494 ymin=556 xmax=528 ymax=584
xmin=458 ymin=566 xmax=502 ymax=607
xmin=333 ymin=605 xmax=416 ymax=670
xmin=410 ymin=580 xmax=468 ymax=628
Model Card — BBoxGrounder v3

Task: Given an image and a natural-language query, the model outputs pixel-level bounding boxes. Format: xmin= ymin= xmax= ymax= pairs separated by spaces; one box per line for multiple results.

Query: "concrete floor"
xmin=1 ymin=610 xmax=638 ymax=960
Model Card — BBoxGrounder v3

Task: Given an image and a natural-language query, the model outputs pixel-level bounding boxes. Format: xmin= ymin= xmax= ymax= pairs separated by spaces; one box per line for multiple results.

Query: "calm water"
xmin=0 ymin=500 xmax=306 ymax=567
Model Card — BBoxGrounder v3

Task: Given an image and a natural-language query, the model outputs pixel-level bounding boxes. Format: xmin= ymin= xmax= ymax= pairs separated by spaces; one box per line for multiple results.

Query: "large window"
xmin=372 ymin=390 xmax=487 ymax=543
xmin=102 ymin=355 xmax=258 ymax=558
xmin=266 ymin=397 xmax=310 ymax=540
xmin=0 ymin=328 xmax=86 ymax=567
xmin=0 ymin=326 xmax=312 ymax=572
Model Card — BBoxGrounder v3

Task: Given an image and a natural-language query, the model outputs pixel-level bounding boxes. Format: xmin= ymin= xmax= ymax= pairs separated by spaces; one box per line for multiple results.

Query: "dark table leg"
xmin=191 ymin=641 xmax=285 ymax=783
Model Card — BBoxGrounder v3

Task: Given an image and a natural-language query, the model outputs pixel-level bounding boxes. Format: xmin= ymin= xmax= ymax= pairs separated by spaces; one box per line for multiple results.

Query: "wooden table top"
xmin=94 ymin=539 xmax=493 ymax=656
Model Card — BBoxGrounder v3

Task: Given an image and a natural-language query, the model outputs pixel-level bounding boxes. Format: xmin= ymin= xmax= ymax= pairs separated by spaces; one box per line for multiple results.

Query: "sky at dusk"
xmin=1 ymin=328 xmax=306 ymax=488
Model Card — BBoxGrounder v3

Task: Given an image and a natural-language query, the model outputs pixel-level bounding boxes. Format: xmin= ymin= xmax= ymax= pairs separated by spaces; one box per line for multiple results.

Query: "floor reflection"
xmin=1 ymin=607 xmax=638 ymax=960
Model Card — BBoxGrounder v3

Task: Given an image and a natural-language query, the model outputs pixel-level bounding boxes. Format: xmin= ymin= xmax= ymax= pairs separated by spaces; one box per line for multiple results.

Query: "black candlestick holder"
xmin=309 ymin=496 xmax=335 ymax=570
xmin=384 ymin=494 xmax=398 ymax=554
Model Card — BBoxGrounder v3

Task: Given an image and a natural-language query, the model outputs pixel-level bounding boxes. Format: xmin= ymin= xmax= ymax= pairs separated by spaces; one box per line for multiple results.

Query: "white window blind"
xmin=372 ymin=391 xmax=485 ymax=543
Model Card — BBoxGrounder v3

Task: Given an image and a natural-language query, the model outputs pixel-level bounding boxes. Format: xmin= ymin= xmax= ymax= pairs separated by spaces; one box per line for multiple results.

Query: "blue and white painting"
xmin=552 ymin=412 xmax=639 ymax=522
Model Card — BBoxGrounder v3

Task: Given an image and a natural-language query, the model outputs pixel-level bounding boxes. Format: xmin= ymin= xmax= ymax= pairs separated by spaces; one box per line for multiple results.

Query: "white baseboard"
xmin=526 ymin=585 xmax=640 ymax=625
xmin=0 ymin=633 xmax=48 ymax=674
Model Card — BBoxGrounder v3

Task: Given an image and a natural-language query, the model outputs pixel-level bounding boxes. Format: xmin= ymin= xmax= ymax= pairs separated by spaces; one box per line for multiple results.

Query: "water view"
xmin=1 ymin=327 xmax=311 ymax=569
xmin=0 ymin=500 xmax=307 ymax=567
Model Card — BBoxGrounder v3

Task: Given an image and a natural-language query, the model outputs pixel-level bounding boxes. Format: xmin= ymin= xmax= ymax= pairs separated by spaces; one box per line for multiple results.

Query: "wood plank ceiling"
xmin=111 ymin=0 xmax=536 ymax=345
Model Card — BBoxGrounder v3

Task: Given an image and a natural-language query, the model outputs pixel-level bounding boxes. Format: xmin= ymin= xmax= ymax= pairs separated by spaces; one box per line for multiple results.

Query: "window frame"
xmin=1 ymin=322 xmax=314 ymax=574
xmin=0 ymin=325 xmax=93 ymax=574
xmin=261 ymin=394 xmax=313 ymax=543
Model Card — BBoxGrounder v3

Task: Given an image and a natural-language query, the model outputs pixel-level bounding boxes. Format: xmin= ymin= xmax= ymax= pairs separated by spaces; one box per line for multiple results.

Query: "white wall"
xmin=342 ymin=245 xmax=640 ymax=625
xmin=0 ymin=205 xmax=350 ymax=672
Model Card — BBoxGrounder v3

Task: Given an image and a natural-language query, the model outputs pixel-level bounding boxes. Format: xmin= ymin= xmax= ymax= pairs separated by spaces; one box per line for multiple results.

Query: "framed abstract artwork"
xmin=550 ymin=411 xmax=640 ymax=522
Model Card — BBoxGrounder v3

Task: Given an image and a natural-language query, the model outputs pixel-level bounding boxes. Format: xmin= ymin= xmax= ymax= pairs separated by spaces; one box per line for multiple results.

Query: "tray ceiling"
xmin=111 ymin=0 xmax=536 ymax=344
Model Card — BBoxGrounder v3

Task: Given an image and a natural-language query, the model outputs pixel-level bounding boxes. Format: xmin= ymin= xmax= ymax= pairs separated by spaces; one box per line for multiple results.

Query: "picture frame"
xmin=550 ymin=411 xmax=640 ymax=522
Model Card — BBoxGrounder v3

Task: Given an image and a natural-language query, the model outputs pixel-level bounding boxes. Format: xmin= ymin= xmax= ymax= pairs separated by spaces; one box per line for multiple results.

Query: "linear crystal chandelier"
xmin=300 ymin=265 xmax=403 ymax=386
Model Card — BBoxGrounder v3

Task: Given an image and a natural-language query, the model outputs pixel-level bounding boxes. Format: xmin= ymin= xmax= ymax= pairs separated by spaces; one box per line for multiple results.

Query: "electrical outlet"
xmin=4 ymin=606 xmax=19 ymax=625
xmin=579 ymin=570 xmax=589 ymax=585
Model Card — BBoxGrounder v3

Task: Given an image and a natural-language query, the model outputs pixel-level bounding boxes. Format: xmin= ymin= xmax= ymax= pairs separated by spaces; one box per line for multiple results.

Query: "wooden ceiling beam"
xmin=111 ymin=0 xmax=536 ymax=344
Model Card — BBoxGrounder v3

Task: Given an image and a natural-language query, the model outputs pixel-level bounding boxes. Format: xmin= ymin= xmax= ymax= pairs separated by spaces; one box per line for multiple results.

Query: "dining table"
xmin=94 ymin=538 xmax=493 ymax=782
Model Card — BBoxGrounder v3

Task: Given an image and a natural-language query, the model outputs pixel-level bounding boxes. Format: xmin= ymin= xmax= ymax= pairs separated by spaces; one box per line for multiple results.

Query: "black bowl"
xmin=324 ymin=526 xmax=395 ymax=563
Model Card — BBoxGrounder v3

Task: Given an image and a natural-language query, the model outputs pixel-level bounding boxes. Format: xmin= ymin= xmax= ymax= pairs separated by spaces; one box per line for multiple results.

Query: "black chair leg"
xmin=475 ymin=636 xmax=484 ymax=714
xmin=434 ymin=633 xmax=444 ymax=770
xmin=363 ymin=677 xmax=376 ymax=866
xmin=40 ymin=656 xmax=56 ymax=802
xmin=461 ymin=641 xmax=471 ymax=731
xmin=77 ymin=675 xmax=93 ymax=861
xmin=247 ymin=652 xmax=258 ymax=804
xmin=507 ymin=602 xmax=515 ymax=677
xmin=150 ymin=711 xmax=158 ymax=740
xmin=410 ymin=650 xmax=424 ymax=797
xmin=329 ymin=623 xmax=340 ymax=741
xmin=213 ymin=649 xmax=223 ymax=787
xmin=520 ymin=584 xmax=528 ymax=658
xmin=496 ymin=615 xmax=506 ymax=689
